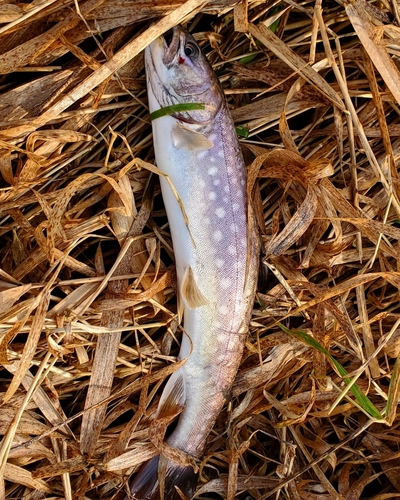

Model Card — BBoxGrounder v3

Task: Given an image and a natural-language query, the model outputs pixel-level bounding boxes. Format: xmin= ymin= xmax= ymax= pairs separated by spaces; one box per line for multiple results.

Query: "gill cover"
xmin=145 ymin=25 xmax=222 ymax=124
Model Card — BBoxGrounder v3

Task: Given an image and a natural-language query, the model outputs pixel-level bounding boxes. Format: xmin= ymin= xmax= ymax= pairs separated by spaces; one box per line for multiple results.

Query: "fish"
xmin=127 ymin=25 xmax=260 ymax=500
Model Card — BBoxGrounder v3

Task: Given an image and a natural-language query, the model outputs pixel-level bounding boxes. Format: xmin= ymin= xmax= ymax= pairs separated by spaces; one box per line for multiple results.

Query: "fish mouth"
xmin=162 ymin=26 xmax=182 ymax=66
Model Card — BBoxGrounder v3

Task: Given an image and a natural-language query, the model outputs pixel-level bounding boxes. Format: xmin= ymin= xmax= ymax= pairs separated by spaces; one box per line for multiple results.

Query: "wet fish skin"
xmin=127 ymin=26 xmax=259 ymax=499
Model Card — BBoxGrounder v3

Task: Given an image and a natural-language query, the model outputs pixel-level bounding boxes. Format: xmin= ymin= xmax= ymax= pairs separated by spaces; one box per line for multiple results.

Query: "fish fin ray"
xmin=171 ymin=123 xmax=213 ymax=150
xmin=180 ymin=266 xmax=208 ymax=309
xmin=156 ymin=368 xmax=186 ymax=419
xmin=127 ymin=456 xmax=198 ymax=500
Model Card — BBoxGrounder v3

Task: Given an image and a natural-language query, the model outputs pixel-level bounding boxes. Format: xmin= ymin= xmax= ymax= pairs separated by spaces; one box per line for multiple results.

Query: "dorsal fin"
xmin=180 ymin=267 xmax=208 ymax=309
xmin=171 ymin=122 xmax=214 ymax=151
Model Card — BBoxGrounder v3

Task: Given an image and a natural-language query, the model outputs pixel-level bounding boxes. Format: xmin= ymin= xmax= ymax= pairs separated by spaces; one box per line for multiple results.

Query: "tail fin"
xmin=126 ymin=456 xmax=198 ymax=500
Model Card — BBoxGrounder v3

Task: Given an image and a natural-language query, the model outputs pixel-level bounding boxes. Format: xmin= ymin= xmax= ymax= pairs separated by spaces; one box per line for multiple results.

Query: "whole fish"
xmin=128 ymin=25 xmax=259 ymax=499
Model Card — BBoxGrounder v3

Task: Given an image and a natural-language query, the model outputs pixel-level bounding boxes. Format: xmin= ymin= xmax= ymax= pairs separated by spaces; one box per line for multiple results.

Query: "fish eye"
xmin=184 ymin=42 xmax=199 ymax=58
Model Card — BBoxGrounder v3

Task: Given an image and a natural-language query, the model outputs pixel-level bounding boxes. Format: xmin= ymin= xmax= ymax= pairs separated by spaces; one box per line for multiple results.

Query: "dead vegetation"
xmin=1 ymin=0 xmax=400 ymax=498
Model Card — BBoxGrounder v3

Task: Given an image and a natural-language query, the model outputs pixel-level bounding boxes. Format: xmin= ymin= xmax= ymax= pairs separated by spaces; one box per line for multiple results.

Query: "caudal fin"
xmin=126 ymin=456 xmax=198 ymax=500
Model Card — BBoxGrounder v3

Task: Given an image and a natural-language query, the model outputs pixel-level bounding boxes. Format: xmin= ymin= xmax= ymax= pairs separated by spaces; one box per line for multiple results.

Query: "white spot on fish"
xmin=228 ymin=245 xmax=236 ymax=255
xmin=223 ymin=196 xmax=228 ymax=202
xmin=209 ymin=134 xmax=217 ymax=142
xmin=240 ymin=179 xmax=246 ymax=186
xmin=218 ymin=150 xmax=224 ymax=158
xmin=232 ymin=202 xmax=240 ymax=212
xmin=224 ymin=185 xmax=230 ymax=193
xmin=209 ymin=192 xmax=216 ymax=200
xmin=230 ymin=223 xmax=236 ymax=231
xmin=213 ymin=179 xmax=220 ymax=186
xmin=210 ymin=157 xmax=215 ymax=163
xmin=227 ymin=166 xmax=234 ymax=174
xmin=213 ymin=230 xmax=223 ymax=241
xmin=216 ymin=258 xmax=225 ymax=268
xmin=215 ymin=207 xmax=226 ymax=218
xmin=203 ymin=217 xmax=210 ymax=225
xmin=219 ymin=304 xmax=229 ymax=314
xmin=231 ymin=177 xmax=238 ymax=185
xmin=208 ymin=166 xmax=218 ymax=176
xmin=220 ymin=277 xmax=231 ymax=289
xmin=199 ymin=179 xmax=206 ymax=188
xmin=241 ymin=238 xmax=247 ymax=247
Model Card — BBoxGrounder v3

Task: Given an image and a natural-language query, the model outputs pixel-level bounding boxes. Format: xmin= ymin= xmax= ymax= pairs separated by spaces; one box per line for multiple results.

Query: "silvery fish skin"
xmin=128 ymin=26 xmax=259 ymax=499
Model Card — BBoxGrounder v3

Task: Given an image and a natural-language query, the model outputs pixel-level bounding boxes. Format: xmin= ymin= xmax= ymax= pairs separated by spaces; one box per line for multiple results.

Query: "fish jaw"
xmin=145 ymin=27 xmax=222 ymax=124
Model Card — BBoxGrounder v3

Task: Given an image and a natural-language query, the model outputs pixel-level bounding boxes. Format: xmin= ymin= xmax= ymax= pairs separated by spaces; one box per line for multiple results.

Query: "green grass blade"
xmin=239 ymin=53 xmax=258 ymax=64
xmin=278 ymin=323 xmax=382 ymax=419
xmin=236 ymin=125 xmax=249 ymax=138
xmin=150 ymin=103 xmax=205 ymax=121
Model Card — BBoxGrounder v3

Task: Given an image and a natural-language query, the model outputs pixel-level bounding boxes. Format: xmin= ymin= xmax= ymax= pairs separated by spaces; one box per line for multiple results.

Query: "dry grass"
xmin=1 ymin=0 xmax=400 ymax=498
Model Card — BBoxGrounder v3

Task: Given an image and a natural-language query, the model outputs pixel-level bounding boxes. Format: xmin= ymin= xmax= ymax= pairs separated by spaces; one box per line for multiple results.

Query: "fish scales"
xmin=157 ymin=109 xmax=248 ymax=454
xmin=127 ymin=26 xmax=259 ymax=500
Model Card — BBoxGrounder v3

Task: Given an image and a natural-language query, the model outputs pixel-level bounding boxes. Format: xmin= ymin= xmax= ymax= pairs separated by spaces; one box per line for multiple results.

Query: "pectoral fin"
xmin=181 ymin=266 xmax=208 ymax=309
xmin=172 ymin=123 xmax=214 ymax=151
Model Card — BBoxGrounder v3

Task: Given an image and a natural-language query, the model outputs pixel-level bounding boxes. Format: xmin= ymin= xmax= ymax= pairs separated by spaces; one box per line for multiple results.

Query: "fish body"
xmin=128 ymin=26 xmax=259 ymax=499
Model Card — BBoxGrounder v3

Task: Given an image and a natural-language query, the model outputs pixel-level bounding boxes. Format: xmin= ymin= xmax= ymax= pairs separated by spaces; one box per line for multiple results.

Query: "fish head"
xmin=145 ymin=26 xmax=222 ymax=124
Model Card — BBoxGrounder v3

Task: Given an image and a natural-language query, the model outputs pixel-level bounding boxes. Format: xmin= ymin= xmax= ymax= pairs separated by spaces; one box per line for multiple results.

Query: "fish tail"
xmin=126 ymin=455 xmax=198 ymax=500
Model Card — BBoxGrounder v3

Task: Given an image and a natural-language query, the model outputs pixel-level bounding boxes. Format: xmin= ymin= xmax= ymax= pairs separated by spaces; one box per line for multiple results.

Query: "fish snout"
xmin=162 ymin=26 xmax=181 ymax=66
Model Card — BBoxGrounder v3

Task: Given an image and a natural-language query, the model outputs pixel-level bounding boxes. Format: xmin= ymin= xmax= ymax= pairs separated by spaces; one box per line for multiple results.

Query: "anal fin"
xmin=156 ymin=369 xmax=186 ymax=419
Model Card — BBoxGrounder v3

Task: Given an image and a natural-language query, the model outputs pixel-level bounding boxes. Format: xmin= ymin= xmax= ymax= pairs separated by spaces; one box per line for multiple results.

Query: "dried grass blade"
xmin=234 ymin=0 xmax=248 ymax=33
xmin=385 ymin=355 xmax=400 ymax=425
xmin=362 ymin=49 xmax=397 ymax=180
xmin=320 ymin=178 xmax=397 ymax=257
xmin=250 ymin=150 xmax=319 ymax=255
xmin=0 ymin=284 xmax=31 ymax=315
xmin=12 ymin=360 xmax=187 ymax=460
xmin=289 ymin=425 xmax=340 ymax=498
xmin=5 ymin=362 xmax=73 ymax=433
xmin=248 ymin=23 xmax=345 ymax=111
xmin=362 ymin=434 xmax=400 ymax=491
xmin=0 ymin=351 xmax=53 ymax=491
xmin=0 ymin=0 xmax=60 ymax=36
xmin=80 ymin=176 xmax=153 ymax=456
xmin=105 ymin=443 xmax=159 ymax=471
xmin=315 ymin=3 xmax=400 ymax=217
xmin=3 ymin=289 xmax=50 ymax=403
xmin=346 ymin=0 xmax=400 ymax=105
xmin=80 ymin=320 xmax=123 ymax=456
xmin=4 ymin=463 xmax=51 ymax=492
xmin=0 ymin=0 xmax=208 ymax=139
xmin=356 ymin=284 xmax=380 ymax=378
xmin=284 ymin=272 xmax=399 ymax=317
